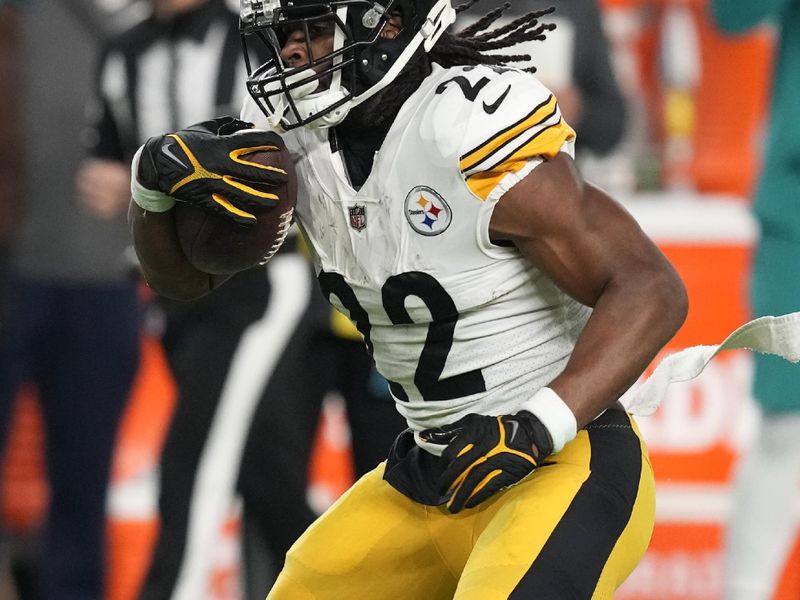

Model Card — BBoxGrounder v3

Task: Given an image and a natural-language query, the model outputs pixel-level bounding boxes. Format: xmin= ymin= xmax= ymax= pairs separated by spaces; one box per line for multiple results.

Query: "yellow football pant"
xmin=268 ymin=412 xmax=654 ymax=600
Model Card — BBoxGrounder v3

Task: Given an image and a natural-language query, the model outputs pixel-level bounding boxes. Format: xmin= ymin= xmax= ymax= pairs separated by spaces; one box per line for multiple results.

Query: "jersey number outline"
xmin=318 ymin=271 xmax=486 ymax=402
xmin=435 ymin=75 xmax=490 ymax=101
xmin=434 ymin=71 xmax=512 ymax=114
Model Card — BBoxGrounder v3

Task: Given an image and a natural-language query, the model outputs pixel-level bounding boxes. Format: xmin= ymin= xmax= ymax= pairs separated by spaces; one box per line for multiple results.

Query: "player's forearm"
xmin=128 ymin=200 xmax=223 ymax=300
xmin=550 ymin=261 xmax=687 ymax=428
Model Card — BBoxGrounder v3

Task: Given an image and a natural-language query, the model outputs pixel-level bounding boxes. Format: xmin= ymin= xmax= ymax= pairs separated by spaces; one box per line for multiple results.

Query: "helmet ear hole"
xmin=355 ymin=38 xmax=403 ymax=85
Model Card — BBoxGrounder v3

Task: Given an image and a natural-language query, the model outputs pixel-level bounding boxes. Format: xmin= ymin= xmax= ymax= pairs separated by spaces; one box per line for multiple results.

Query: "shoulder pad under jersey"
xmin=416 ymin=65 xmax=576 ymax=201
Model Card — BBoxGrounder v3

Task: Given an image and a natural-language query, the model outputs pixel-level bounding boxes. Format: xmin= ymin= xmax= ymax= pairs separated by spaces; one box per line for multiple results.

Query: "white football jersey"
xmin=242 ymin=64 xmax=591 ymax=432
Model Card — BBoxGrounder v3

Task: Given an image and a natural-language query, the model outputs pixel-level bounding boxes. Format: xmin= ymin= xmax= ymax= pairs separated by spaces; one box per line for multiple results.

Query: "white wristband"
xmin=130 ymin=144 xmax=176 ymax=213
xmin=520 ymin=387 xmax=578 ymax=454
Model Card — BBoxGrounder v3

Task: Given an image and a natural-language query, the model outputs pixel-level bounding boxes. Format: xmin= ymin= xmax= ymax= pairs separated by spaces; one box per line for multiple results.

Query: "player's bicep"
xmin=489 ymin=152 xmax=668 ymax=307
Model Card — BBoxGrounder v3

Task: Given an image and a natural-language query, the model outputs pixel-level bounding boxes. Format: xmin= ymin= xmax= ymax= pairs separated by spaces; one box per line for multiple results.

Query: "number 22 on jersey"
xmin=318 ymin=270 xmax=486 ymax=402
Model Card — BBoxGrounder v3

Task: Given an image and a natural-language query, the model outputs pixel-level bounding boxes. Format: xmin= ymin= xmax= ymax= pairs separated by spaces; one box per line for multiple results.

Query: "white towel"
xmin=622 ymin=312 xmax=800 ymax=416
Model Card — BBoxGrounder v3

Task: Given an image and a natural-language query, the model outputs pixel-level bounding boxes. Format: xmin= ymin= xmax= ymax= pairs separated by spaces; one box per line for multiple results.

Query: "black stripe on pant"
xmin=509 ymin=411 xmax=643 ymax=599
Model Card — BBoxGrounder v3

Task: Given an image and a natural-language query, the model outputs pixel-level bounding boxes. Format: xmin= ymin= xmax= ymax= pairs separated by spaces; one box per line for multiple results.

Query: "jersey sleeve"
xmin=455 ymin=67 xmax=576 ymax=201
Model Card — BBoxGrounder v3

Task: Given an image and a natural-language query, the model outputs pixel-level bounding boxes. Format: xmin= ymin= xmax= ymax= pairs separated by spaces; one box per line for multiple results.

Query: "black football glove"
xmin=137 ymin=116 xmax=288 ymax=226
xmin=420 ymin=411 xmax=554 ymax=514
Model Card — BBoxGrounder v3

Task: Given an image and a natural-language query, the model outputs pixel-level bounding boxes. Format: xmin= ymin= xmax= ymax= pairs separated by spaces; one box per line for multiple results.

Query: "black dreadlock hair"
xmin=354 ymin=2 xmax=555 ymax=128
xmin=432 ymin=3 xmax=555 ymax=71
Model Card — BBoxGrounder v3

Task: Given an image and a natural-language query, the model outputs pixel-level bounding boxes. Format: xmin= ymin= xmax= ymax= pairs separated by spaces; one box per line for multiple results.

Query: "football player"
xmin=127 ymin=0 xmax=689 ymax=597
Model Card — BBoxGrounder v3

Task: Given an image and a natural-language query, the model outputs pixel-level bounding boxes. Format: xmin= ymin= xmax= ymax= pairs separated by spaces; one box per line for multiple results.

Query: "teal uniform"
xmin=713 ymin=0 xmax=800 ymax=412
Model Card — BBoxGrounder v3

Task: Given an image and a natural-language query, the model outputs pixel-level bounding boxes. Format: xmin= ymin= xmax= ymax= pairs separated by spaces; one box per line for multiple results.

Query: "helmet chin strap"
xmin=292 ymin=83 xmax=352 ymax=129
xmin=261 ymin=68 xmax=322 ymax=130
xmin=260 ymin=67 xmax=354 ymax=131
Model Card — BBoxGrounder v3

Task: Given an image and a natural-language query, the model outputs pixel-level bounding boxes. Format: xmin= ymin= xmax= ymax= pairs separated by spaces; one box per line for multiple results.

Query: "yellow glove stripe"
xmin=467 ymin=469 xmax=504 ymax=502
xmin=490 ymin=417 xmax=539 ymax=465
xmin=221 ymin=175 xmax=281 ymax=200
xmin=168 ymin=134 xmax=222 ymax=194
xmin=449 ymin=466 xmax=472 ymax=494
xmin=456 ymin=443 xmax=474 ymax=458
xmin=446 ymin=468 xmax=502 ymax=510
xmin=212 ymin=193 xmax=256 ymax=220
xmin=229 ymin=146 xmax=289 ymax=175
xmin=446 ymin=442 xmax=481 ymax=495
xmin=447 ymin=418 xmax=537 ymax=495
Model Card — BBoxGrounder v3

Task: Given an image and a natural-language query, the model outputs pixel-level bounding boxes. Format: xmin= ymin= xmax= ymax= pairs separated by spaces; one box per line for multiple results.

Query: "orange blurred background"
xmin=2 ymin=1 xmax=792 ymax=598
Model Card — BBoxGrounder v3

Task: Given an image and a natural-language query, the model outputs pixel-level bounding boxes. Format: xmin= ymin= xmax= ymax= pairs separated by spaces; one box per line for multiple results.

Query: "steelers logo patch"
xmin=404 ymin=186 xmax=452 ymax=236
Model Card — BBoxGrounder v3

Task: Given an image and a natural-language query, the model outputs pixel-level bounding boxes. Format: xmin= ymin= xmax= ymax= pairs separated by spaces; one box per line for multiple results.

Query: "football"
xmin=174 ymin=143 xmax=297 ymax=275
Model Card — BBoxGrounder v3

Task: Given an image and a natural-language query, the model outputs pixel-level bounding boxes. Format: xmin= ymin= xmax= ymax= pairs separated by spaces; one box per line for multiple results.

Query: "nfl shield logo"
xmin=349 ymin=204 xmax=367 ymax=231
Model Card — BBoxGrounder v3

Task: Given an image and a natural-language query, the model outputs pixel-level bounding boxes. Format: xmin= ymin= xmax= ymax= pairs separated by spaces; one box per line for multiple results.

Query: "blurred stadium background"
xmin=1 ymin=0 xmax=793 ymax=598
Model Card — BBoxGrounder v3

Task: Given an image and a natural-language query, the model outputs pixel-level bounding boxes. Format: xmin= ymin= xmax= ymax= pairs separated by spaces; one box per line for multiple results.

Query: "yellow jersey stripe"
xmin=465 ymin=119 xmax=575 ymax=201
xmin=459 ymin=95 xmax=558 ymax=173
